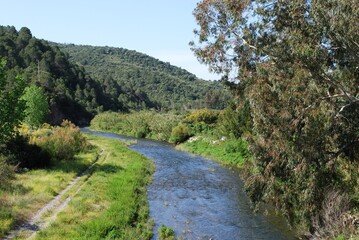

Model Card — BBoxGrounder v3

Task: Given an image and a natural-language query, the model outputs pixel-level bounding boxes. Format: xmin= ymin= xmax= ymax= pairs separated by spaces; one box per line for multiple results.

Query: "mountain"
xmin=56 ymin=44 xmax=229 ymax=110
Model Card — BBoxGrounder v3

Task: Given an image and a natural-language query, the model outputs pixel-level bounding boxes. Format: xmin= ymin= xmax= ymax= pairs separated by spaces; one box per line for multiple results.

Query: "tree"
xmin=21 ymin=84 xmax=49 ymax=127
xmin=0 ymin=59 xmax=25 ymax=145
xmin=192 ymin=0 xmax=359 ymax=237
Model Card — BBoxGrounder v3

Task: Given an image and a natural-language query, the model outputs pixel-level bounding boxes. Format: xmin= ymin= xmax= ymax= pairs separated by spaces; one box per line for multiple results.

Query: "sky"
xmin=0 ymin=0 xmax=221 ymax=80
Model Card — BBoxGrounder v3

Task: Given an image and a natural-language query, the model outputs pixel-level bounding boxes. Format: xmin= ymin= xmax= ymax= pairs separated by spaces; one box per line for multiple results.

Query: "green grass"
xmin=35 ymin=134 xmax=154 ymax=240
xmin=0 ymin=146 xmax=99 ymax=238
xmin=178 ymin=136 xmax=251 ymax=167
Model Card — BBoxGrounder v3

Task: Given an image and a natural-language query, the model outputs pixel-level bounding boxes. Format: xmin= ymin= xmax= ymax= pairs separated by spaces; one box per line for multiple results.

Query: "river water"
xmin=82 ymin=129 xmax=295 ymax=240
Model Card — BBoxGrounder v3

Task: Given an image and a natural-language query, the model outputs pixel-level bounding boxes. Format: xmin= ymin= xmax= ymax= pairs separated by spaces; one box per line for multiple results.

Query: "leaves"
xmin=0 ymin=59 xmax=25 ymax=145
xmin=21 ymin=84 xmax=49 ymax=127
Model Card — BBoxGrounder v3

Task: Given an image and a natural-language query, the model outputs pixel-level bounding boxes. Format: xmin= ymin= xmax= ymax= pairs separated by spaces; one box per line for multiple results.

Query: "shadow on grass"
xmin=49 ymin=160 xmax=92 ymax=175
xmin=96 ymin=164 xmax=123 ymax=174
xmin=8 ymin=183 xmax=32 ymax=195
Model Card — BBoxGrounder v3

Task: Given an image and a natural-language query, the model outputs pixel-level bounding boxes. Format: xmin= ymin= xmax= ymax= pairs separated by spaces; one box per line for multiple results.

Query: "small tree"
xmin=21 ymin=84 xmax=49 ymax=127
xmin=0 ymin=59 xmax=26 ymax=145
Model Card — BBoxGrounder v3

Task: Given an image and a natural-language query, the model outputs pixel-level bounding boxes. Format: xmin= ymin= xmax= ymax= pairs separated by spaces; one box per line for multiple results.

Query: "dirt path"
xmin=4 ymin=148 xmax=108 ymax=240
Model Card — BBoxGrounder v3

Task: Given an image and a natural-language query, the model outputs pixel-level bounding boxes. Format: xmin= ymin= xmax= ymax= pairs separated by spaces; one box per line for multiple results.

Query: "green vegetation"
xmin=158 ymin=224 xmax=175 ymax=240
xmin=35 ymin=134 xmax=154 ymax=240
xmin=91 ymin=111 xmax=183 ymax=141
xmin=179 ymin=137 xmax=250 ymax=167
xmin=58 ymin=44 xmax=230 ymax=110
xmin=21 ymin=84 xmax=49 ymax=127
xmin=0 ymin=59 xmax=26 ymax=145
xmin=192 ymin=0 xmax=358 ymax=238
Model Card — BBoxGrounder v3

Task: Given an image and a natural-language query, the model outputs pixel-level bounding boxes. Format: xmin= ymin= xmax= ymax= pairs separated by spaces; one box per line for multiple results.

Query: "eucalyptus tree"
xmin=192 ymin=0 xmax=359 ymax=237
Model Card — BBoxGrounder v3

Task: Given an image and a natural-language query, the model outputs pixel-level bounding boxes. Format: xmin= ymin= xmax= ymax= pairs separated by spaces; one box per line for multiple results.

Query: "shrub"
xmin=170 ymin=123 xmax=191 ymax=144
xmin=35 ymin=120 xmax=88 ymax=161
xmin=182 ymin=109 xmax=219 ymax=135
xmin=158 ymin=225 xmax=175 ymax=240
xmin=183 ymin=108 xmax=219 ymax=125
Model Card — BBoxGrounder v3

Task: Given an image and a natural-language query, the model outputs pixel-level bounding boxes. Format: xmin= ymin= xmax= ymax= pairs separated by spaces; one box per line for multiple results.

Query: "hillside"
xmin=57 ymin=44 xmax=229 ymax=110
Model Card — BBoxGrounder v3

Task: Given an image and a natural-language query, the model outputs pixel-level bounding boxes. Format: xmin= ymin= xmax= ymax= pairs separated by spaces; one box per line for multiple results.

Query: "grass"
xmin=178 ymin=136 xmax=251 ymax=167
xmin=0 ymin=147 xmax=99 ymax=238
xmin=34 ymin=134 xmax=154 ymax=240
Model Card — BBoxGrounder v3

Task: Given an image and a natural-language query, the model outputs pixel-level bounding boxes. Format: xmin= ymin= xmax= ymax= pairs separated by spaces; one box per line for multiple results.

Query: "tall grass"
xmin=35 ymin=134 xmax=154 ymax=240
xmin=90 ymin=111 xmax=183 ymax=141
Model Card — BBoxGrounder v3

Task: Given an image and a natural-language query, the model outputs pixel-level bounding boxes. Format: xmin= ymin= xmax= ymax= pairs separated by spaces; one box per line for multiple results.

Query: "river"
xmin=82 ymin=129 xmax=295 ymax=240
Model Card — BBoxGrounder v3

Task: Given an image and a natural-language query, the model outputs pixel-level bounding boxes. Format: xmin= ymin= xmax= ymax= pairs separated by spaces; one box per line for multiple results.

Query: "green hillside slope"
xmin=57 ymin=44 xmax=229 ymax=110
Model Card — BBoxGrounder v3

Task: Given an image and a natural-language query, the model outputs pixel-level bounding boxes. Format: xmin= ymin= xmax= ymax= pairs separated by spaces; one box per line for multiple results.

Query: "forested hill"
xmin=56 ymin=44 xmax=229 ymax=110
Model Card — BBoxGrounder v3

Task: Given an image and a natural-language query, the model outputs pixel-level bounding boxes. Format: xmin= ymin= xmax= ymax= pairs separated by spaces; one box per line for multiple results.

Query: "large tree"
xmin=192 ymin=0 xmax=358 ymax=237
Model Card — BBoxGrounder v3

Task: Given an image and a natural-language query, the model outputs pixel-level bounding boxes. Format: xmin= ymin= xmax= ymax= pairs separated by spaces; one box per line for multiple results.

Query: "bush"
xmin=158 ymin=225 xmax=175 ymax=240
xmin=35 ymin=120 xmax=88 ymax=161
xmin=170 ymin=123 xmax=191 ymax=144
xmin=183 ymin=108 xmax=219 ymax=125
xmin=182 ymin=109 xmax=219 ymax=135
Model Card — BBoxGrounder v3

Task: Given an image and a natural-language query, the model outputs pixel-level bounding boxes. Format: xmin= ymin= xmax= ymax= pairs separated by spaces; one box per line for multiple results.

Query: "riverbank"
xmin=176 ymin=135 xmax=251 ymax=168
xmin=1 ymin=134 xmax=154 ymax=239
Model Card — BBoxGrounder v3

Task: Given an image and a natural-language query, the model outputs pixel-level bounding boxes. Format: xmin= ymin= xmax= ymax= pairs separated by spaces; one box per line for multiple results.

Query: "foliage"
xmin=58 ymin=44 xmax=230 ymax=110
xmin=21 ymin=84 xmax=49 ymax=127
xmin=218 ymin=100 xmax=252 ymax=138
xmin=170 ymin=123 xmax=191 ymax=144
xmin=192 ymin=0 xmax=359 ymax=238
xmin=183 ymin=108 xmax=219 ymax=125
xmin=91 ymin=111 xmax=183 ymax=141
xmin=0 ymin=59 xmax=25 ymax=145
xmin=158 ymin=224 xmax=175 ymax=240
xmin=34 ymin=120 xmax=88 ymax=161
xmin=182 ymin=108 xmax=219 ymax=135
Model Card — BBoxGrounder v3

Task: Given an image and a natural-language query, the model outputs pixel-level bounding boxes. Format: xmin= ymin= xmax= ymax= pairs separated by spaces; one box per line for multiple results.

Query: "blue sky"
xmin=0 ymin=0 xmax=221 ymax=80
